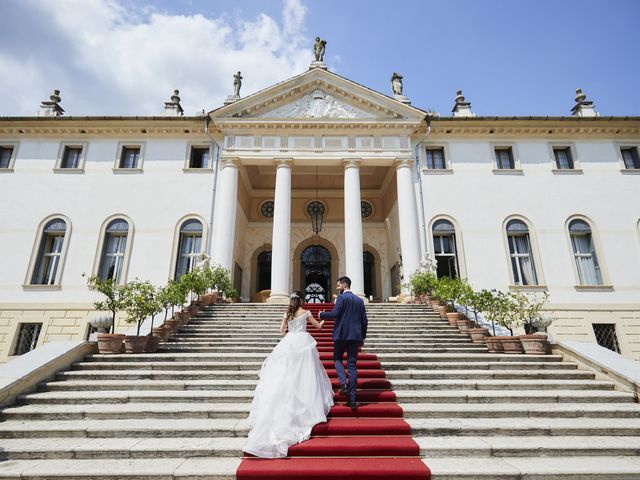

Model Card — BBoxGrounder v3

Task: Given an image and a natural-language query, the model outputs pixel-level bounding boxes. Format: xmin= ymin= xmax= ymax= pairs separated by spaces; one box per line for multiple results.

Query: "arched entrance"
xmin=300 ymin=245 xmax=331 ymax=303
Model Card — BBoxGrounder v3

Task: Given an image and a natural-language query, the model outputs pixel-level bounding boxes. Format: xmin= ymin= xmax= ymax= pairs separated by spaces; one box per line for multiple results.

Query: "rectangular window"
xmin=119 ymin=147 xmax=140 ymax=169
xmin=60 ymin=146 xmax=83 ymax=169
xmin=426 ymin=147 xmax=446 ymax=169
xmin=0 ymin=145 xmax=14 ymax=169
xmin=621 ymin=147 xmax=640 ymax=169
xmin=495 ymin=147 xmax=514 ymax=169
xmin=592 ymin=323 xmax=621 ymax=353
xmin=553 ymin=147 xmax=574 ymax=169
xmin=189 ymin=147 xmax=209 ymax=168
xmin=14 ymin=323 xmax=43 ymax=355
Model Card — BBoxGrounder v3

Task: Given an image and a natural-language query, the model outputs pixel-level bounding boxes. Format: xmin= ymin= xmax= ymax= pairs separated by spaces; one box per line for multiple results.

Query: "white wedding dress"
xmin=243 ymin=310 xmax=334 ymax=458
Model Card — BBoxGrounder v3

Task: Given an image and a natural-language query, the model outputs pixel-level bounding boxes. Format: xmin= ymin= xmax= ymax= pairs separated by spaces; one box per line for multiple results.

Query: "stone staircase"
xmin=0 ymin=303 xmax=639 ymax=478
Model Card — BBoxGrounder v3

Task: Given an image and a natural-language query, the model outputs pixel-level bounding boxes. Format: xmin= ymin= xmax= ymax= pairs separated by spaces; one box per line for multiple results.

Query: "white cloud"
xmin=0 ymin=0 xmax=311 ymax=116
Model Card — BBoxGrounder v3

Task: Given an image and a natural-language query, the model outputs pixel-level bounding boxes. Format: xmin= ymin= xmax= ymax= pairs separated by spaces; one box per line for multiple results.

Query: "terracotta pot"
xmin=164 ymin=320 xmax=179 ymax=338
xmin=153 ymin=325 xmax=171 ymax=341
xmin=468 ymin=327 xmax=490 ymax=343
xmin=496 ymin=336 xmax=524 ymax=354
xmin=484 ymin=336 xmax=504 ymax=353
xmin=520 ymin=334 xmax=549 ymax=355
xmin=455 ymin=317 xmax=472 ymax=333
xmin=124 ymin=335 xmax=149 ymax=354
xmin=437 ymin=305 xmax=447 ymax=320
xmin=446 ymin=312 xmax=461 ymax=325
xmin=145 ymin=335 xmax=161 ymax=353
xmin=197 ymin=294 xmax=213 ymax=307
xmin=429 ymin=300 xmax=441 ymax=310
xmin=97 ymin=333 xmax=125 ymax=354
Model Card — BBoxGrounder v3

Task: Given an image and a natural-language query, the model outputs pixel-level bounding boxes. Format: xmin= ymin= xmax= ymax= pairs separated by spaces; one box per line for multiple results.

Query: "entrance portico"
xmin=208 ymin=67 xmax=427 ymax=303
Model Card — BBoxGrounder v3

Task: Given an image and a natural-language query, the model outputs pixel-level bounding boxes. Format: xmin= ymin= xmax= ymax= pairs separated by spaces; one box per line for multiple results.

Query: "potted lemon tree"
xmin=122 ymin=279 xmax=157 ymax=354
xmin=88 ymin=275 xmax=127 ymax=354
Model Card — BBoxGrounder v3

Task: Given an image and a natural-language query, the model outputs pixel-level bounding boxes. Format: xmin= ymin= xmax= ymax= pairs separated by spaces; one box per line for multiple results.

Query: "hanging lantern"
xmin=307 ymin=201 xmax=325 ymax=235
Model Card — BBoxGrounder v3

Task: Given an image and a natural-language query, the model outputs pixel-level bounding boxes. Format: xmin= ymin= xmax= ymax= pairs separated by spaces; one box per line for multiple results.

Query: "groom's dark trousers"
xmin=319 ymin=290 xmax=368 ymax=404
xmin=333 ymin=341 xmax=359 ymax=403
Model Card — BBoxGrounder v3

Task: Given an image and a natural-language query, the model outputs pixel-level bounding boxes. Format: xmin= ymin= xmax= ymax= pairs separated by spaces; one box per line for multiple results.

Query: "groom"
xmin=320 ymin=276 xmax=368 ymax=409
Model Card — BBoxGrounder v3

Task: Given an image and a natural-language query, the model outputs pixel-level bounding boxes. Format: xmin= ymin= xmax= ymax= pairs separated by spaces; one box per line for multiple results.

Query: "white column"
xmin=268 ymin=159 xmax=292 ymax=304
xmin=343 ymin=159 xmax=365 ymax=298
xmin=210 ymin=157 xmax=239 ymax=272
xmin=396 ymin=158 xmax=422 ymax=291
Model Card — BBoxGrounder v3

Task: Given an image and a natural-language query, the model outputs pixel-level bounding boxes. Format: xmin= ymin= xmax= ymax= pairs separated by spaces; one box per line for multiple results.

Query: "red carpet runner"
xmin=236 ymin=303 xmax=431 ymax=480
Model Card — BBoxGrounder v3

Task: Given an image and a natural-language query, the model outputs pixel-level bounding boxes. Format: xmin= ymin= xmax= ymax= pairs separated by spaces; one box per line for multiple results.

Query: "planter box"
xmin=96 ymin=333 xmax=125 ymax=354
xmin=496 ymin=336 xmax=524 ymax=354
xmin=520 ymin=334 xmax=549 ymax=355
xmin=484 ymin=336 xmax=504 ymax=353
xmin=124 ymin=335 xmax=149 ymax=354
xmin=468 ymin=327 xmax=490 ymax=343
xmin=446 ymin=312 xmax=461 ymax=325
xmin=145 ymin=335 xmax=161 ymax=353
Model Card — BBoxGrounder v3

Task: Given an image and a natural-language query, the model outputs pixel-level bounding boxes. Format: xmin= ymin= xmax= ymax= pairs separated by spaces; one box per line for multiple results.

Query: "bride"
xmin=243 ymin=291 xmax=335 ymax=458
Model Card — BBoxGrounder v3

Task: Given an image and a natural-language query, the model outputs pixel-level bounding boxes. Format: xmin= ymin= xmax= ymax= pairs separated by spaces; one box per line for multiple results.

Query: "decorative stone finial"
xmin=390 ymin=72 xmax=410 ymax=104
xmin=571 ymin=87 xmax=599 ymax=117
xmin=163 ymin=89 xmax=184 ymax=116
xmin=310 ymin=36 xmax=328 ymax=70
xmin=224 ymin=72 xmax=243 ymax=105
xmin=39 ymin=89 xmax=64 ymax=117
xmin=451 ymin=89 xmax=475 ymax=117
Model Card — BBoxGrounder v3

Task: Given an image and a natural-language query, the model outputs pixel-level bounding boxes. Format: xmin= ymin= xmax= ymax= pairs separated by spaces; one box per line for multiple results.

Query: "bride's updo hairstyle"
xmin=286 ymin=291 xmax=304 ymax=320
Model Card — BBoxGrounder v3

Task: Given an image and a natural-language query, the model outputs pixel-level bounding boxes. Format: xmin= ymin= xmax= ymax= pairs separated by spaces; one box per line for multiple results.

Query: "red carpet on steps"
xmin=236 ymin=303 xmax=431 ymax=480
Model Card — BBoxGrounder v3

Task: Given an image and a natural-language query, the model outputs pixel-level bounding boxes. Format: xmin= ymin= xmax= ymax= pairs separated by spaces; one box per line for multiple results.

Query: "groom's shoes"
xmin=338 ymin=384 xmax=348 ymax=395
xmin=345 ymin=400 xmax=357 ymax=410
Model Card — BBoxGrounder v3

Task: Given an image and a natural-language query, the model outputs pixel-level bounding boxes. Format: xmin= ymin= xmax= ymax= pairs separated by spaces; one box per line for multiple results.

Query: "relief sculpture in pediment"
xmin=258 ymin=89 xmax=373 ymax=119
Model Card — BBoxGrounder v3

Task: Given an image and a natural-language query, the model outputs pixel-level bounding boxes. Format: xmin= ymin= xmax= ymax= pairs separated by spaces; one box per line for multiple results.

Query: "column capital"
xmin=343 ymin=158 xmax=362 ymax=169
xmin=274 ymin=158 xmax=293 ymax=168
xmin=220 ymin=156 xmax=239 ymax=168
xmin=394 ymin=157 xmax=414 ymax=169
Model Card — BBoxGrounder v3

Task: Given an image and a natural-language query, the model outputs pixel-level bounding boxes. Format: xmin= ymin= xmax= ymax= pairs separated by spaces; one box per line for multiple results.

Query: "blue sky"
xmin=1 ymin=0 xmax=638 ymax=116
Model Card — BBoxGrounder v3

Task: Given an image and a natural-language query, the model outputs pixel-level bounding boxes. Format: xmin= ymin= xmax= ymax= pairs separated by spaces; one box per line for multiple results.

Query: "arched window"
xmin=98 ymin=219 xmax=129 ymax=283
xmin=432 ymin=219 xmax=459 ymax=278
xmin=175 ymin=219 xmax=203 ymax=280
xmin=31 ymin=218 xmax=67 ymax=285
xmin=256 ymin=251 xmax=272 ymax=292
xmin=568 ymin=219 xmax=603 ymax=286
xmin=506 ymin=219 xmax=538 ymax=285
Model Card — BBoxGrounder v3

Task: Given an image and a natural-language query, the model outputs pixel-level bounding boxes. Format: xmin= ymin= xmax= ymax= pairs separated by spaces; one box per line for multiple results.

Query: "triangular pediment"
xmin=210 ymin=68 xmax=426 ymax=122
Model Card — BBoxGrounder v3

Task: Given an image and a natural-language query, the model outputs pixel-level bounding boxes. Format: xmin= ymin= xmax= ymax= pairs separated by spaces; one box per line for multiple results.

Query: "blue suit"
xmin=319 ymin=291 xmax=368 ymax=403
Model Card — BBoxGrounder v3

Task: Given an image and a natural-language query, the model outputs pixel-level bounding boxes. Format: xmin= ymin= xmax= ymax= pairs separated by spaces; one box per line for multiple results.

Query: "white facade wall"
xmin=0 ymin=137 xmax=218 ymax=305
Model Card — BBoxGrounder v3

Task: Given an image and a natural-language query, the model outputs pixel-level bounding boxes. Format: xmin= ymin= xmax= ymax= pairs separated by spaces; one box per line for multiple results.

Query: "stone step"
xmin=55 ymin=368 xmax=593 ymax=382
xmin=424 ymin=455 xmax=640 ymax=479
xmin=0 ymin=418 xmax=250 ymax=439
xmin=388 ymin=379 xmax=615 ymax=391
xmin=385 ymin=369 xmax=594 ymax=380
xmin=85 ymin=353 xmax=271 ymax=362
xmin=400 ymin=403 xmax=640 ymax=419
xmin=0 ymin=436 xmax=245 ymax=460
xmin=417 ymin=435 xmax=640 ymax=458
xmin=20 ymin=388 xmax=635 ymax=406
xmin=380 ymin=361 xmax=579 ymax=371
xmin=376 ymin=353 xmax=564 ymax=362
xmin=159 ymin=340 xmax=478 ymax=347
xmin=72 ymin=360 xmax=578 ymax=372
xmin=407 ymin=417 xmax=640 ymax=436
xmin=4 ymin=402 xmax=639 ymax=422
xmin=38 ymin=378 xmax=615 ymax=392
xmin=0 ymin=457 xmax=240 ymax=478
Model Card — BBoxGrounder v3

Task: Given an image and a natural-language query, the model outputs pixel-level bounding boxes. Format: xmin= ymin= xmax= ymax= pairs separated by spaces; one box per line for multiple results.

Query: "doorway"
xmin=301 ymin=245 xmax=331 ymax=303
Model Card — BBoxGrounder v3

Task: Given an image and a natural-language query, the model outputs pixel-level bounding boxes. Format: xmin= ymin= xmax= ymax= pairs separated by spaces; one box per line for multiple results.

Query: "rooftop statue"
xmin=391 ymin=73 xmax=403 ymax=96
xmin=314 ymin=37 xmax=327 ymax=62
xmin=233 ymin=72 xmax=243 ymax=97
